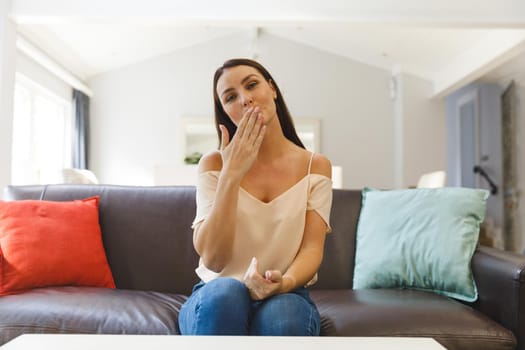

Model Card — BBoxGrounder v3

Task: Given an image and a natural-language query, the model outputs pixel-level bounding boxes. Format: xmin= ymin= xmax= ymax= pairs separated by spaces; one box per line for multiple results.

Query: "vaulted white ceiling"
xmin=9 ymin=0 xmax=525 ymax=97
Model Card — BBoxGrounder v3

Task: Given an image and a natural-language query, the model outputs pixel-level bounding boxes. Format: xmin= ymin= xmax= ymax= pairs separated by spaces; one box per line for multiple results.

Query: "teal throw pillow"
xmin=353 ymin=187 xmax=489 ymax=302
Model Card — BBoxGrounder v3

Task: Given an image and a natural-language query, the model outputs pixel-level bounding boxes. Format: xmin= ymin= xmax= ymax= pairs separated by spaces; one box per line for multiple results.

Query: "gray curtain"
xmin=72 ymin=89 xmax=90 ymax=169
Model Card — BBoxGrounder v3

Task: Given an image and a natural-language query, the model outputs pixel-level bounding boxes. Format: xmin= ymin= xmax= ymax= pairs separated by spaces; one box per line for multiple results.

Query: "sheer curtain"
xmin=72 ymin=89 xmax=90 ymax=169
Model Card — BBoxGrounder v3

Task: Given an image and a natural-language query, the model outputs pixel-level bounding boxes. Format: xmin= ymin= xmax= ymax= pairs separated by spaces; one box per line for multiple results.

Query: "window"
xmin=11 ymin=73 xmax=72 ymax=185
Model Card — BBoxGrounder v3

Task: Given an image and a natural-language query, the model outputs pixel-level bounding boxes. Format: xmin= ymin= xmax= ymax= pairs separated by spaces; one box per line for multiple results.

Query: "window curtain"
xmin=72 ymin=89 xmax=90 ymax=169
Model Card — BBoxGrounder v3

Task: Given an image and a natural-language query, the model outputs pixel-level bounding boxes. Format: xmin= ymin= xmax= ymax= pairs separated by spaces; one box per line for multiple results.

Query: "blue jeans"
xmin=178 ymin=277 xmax=320 ymax=335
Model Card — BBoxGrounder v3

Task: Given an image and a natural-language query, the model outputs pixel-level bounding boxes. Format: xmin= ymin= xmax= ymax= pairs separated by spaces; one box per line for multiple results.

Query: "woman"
xmin=179 ymin=58 xmax=333 ymax=336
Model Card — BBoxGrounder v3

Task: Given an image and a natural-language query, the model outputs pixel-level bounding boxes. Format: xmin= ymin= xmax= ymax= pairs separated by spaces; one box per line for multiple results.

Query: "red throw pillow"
xmin=0 ymin=196 xmax=115 ymax=296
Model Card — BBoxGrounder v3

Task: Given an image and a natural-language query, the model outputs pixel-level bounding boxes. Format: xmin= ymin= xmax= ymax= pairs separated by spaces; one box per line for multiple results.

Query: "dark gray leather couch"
xmin=1 ymin=184 xmax=524 ymax=349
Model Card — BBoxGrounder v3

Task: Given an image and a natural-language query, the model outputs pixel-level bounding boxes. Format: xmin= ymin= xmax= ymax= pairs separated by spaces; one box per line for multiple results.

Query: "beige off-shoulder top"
xmin=192 ymin=153 xmax=333 ymax=284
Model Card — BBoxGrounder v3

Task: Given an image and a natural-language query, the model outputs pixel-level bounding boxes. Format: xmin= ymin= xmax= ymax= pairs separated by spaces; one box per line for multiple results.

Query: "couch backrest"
xmin=313 ymin=189 xmax=362 ymax=290
xmin=3 ymin=185 xmax=362 ymax=294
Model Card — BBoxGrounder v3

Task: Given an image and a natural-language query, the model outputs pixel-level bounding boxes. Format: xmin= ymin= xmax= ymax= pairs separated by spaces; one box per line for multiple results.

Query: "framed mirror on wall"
xmin=182 ymin=118 xmax=217 ymax=165
xmin=155 ymin=117 xmax=342 ymax=188
xmin=181 ymin=117 xmax=321 ymax=165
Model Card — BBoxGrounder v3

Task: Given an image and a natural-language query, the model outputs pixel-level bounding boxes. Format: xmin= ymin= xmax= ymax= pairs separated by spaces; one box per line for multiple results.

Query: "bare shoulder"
xmin=310 ymin=153 xmax=332 ymax=178
xmin=198 ymin=151 xmax=223 ymax=173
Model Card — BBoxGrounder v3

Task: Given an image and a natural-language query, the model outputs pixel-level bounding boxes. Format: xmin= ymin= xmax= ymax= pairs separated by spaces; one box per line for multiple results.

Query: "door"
xmin=447 ymin=83 xmax=504 ymax=248
xmin=456 ymin=91 xmax=479 ymax=189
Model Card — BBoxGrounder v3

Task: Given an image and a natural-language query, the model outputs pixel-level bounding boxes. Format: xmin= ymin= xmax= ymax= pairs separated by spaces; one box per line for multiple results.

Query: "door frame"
xmin=455 ymin=89 xmax=480 ymax=188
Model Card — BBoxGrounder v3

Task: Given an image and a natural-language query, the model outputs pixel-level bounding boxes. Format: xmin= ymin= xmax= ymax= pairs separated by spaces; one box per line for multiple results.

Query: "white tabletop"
xmin=1 ymin=334 xmax=446 ymax=350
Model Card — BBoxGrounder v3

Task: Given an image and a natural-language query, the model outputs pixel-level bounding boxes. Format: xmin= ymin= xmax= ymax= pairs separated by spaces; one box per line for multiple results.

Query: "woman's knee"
xmin=179 ymin=278 xmax=251 ymax=335
xmin=201 ymin=277 xmax=250 ymax=305
xmin=250 ymin=293 xmax=320 ymax=336
xmin=189 ymin=277 xmax=251 ymax=318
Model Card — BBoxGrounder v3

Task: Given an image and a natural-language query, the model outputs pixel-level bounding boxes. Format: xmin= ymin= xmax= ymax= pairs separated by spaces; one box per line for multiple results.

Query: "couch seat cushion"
xmin=311 ymin=289 xmax=516 ymax=350
xmin=0 ymin=287 xmax=187 ymax=346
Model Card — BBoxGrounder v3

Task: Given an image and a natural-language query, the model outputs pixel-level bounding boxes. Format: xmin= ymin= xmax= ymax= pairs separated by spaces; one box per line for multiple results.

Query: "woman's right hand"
xmin=219 ymin=106 xmax=266 ymax=180
xmin=243 ymin=257 xmax=282 ymax=300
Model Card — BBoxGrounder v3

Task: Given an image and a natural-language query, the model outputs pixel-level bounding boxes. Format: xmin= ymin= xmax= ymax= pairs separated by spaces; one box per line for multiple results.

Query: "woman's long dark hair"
xmin=213 ymin=58 xmax=305 ymax=149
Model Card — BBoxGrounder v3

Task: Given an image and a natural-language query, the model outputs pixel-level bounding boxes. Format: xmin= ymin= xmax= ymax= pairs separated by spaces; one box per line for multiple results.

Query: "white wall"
xmin=88 ymin=32 xmax=249 ymax=185
xmin=260 ymin=34 xmax=395 ymax=189
xmin=88 ymin=32 xmax=398 ymax=189
xmin=401 ymin=74 xmax=447 ymax=187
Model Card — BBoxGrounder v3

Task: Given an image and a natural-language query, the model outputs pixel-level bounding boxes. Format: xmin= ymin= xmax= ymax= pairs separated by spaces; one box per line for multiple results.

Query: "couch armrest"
xmin=471 ymin=246 xmax=525 ymax=350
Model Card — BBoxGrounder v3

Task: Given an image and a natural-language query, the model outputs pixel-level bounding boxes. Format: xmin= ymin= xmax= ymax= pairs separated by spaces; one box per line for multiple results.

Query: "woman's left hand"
xmin=243 ymin=257 xmax=282 ymax=300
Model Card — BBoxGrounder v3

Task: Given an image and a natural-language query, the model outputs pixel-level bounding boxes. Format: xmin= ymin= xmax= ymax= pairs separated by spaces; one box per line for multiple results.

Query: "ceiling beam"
xmin=432 ymin=30 xmax=525 ymax=98
xmin=16 ymin=35 xmax=93 ymax=96
xmin=10 ymin=0 xmax=525 ymax=28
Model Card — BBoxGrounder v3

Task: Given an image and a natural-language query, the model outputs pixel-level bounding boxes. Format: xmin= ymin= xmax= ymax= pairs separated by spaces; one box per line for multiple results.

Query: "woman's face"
xmin=216 ymin=65 xmax=277 ymax=126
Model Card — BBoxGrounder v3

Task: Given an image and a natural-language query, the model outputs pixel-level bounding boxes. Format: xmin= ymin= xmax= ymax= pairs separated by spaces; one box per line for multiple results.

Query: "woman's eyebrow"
xmin=220 ymin=74 xmax=259 ymax=97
